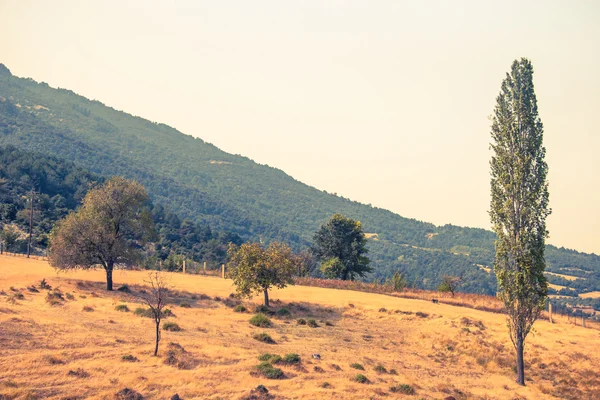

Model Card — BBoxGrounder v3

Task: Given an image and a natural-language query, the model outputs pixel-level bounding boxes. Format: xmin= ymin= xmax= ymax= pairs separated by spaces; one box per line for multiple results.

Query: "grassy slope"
xmin=1 ymin=255 xmax=599 ymax=399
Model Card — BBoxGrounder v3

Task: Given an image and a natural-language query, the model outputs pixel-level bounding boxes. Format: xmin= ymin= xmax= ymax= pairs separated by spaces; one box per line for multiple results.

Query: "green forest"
xmin=1 ymin=62 xmax=599 ymax=300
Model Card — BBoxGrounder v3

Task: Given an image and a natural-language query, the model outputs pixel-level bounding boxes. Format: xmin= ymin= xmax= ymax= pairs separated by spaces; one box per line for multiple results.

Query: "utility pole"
xmin=27 ymin=189 xmax=34 ymax=258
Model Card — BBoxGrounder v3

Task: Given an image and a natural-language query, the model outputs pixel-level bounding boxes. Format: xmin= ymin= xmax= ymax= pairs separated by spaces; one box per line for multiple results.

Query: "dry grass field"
xmin=1 ymin=255 xmax=599 ymax=400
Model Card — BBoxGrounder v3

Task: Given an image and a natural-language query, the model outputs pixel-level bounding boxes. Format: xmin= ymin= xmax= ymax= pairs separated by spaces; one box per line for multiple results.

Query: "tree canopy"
xmin=490 ymin=58 xmax=550 ymax=385
xmin=312 ymin=214 xmax=371 ymax=280
xmin=49 ymin=177 xmax=154 ymax=290
xmin=227 ymin=242 xmax=296 ymax=306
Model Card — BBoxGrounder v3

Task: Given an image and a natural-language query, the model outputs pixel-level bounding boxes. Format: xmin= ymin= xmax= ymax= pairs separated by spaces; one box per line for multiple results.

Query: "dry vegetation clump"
xmin=233 ymin=305 xmax=247 ymax=313
xmin=46 ymin=289 xmax=64 ymax=306
xmin=307 ymin=319 xmax=319 ymax=328
xmin=115 ymin=304 xmax=129 ymax=312
xmin=82 ymin=306 xmax=94 ymax=312
xmin=390 ymin=383 xmax=415 ymax=395
xmin=249 ymin=313 xmax=272 ymax=327
xmin=114 ymin=388 xmax=144 ymax=400
xmin=163 ymin=342 xmax=198 ymax=370
xmin=353 ymin=374 xmax=369 ymax=384
xmin=121 ymin=354 xmax=138 ymax=362
xmin=67 ymin=368 xmax=89 ymax=378
xmin=350 ymin=363 xmax=364 ymax=370
xmin=241 ymin=385 xmax=275 ymax=400
xmin=251 ymin=362 xmax=285 ymax=379
xmin=296 ymin=318 xmax=306 ymax=325
xmin=374 ymin=364 xmax=387 ymax=373
xmin=163 ymin=321 xmax=182 ymax=332
xmin=253 ymin=332 xmax=275 ymax=344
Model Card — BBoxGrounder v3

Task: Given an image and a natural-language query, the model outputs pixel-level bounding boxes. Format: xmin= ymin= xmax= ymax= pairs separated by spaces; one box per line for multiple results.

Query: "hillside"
xmin=1 ymin=63 xmax=600 ymax=295
xmin=1 ymin=255 xmax=599 ymax=399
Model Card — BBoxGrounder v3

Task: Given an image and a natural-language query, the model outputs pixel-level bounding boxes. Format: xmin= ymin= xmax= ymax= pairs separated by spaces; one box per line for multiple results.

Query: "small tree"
xmin=294 ymin=249 xmax=317 ymax=277
xmin=387 ymin=271 xmax=408 ymax=292
xmin=438 ymin=275 xmax=461 ymax=297
xmin=489 ymin=58 xmax=550 ymax=385
xmin=320 ymin=257 xmax=345 ymax=279
xmin=312 ymin=214 xmax=371 ymax=280
xmin=48 ymin=177 xmax=154 ymax=290
xmin=228 ymin=242 xmax=295 ymax=307
xmin=135 ymin=271 xmax=169 ymax=356
xmin=1 ymin=225 xmax=20 ymax=252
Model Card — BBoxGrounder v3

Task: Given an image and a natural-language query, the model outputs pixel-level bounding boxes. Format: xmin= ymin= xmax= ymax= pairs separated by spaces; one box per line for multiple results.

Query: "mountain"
xmin=1 ymin=63 xmax=599 ymax=295
xmin=0 ymin=145 xmax=238 ymax=267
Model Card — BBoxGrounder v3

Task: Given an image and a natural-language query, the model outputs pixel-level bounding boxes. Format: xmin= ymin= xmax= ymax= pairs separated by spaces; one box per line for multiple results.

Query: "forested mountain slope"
xmin=1 ymin=63 xmax=598 ymax=295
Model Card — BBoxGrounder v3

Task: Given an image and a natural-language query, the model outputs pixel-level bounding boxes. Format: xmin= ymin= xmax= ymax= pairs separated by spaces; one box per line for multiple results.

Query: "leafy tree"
xmin=227 ymin=242 xmax=295 ymax=307
xmin=313 ymin=214 xmax=371 ymax=280
xmin=387 ymin=271 xmax=408 ymax=292
xmin=1 ymin=225 xmax=20 ymax=252
xmin=294 ymin=249 xmax=317 ymax=277
xmin=438 ymin=275 xmax=461 ymax=297
xmin=320 ymin=257 xmax=345 ymax=279
xmin=489 ymin=58 xmax=551 ymax=385
xmin=49 ymin=177 xmax=154 ymax=290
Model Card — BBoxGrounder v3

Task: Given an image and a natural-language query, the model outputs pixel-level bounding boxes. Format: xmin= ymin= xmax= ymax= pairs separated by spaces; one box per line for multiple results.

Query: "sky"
xmin=1 ymin=1 xmax=599 ymax=254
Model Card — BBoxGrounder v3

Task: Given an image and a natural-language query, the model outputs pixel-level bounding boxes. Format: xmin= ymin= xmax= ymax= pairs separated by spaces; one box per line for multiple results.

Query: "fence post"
xmin=183 ymin=260 xmax=186 ymax=274
xmin=221 ymin=264 xmax=225 ymax=279
xmin=549 ymin=303 xmax=553 ymax=324
xmin=203 ymin=261 xmax=206 ymax=272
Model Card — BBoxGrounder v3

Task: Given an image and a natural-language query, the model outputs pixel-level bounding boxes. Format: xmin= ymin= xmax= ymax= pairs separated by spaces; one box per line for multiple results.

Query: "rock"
xmin=312 ymin=354 xmax=321 ymax=359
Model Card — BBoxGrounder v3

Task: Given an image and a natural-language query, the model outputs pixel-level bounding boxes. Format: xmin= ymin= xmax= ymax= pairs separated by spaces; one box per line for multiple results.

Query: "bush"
xmin=46 ymin=290 xmax=64 ymax=306
xmin=255 ymin=305 xmax=274 ymax=315
xmin=179 ymin=302 xmax=191 ymax=308
xmin=163 ymin=322 xmax=182 ymax=332
xmin=249 ymin=313 xmax=272 ymax=328
xmin=415 ymin=311 xmax=429 ymax=318
xmin=378 ymin=308 xmax=387 ymax=312
xmin=121 ymin=354 xmax=138 ymax=362
xmin=115 ymin=304 xmax=130 ymax=312
xmin=27 ymin=285 xmax=39 ymax=293
xmin=353 ymin=374 xmax=368 ymax=384
xmin=134 ymin=307 xmax=174 ymax=318
xmin=163 ymin=342 xmax=198 ymax=370
xmin=321 ymin=382 xmax=332 ymax=388
xmin=307 ymin=319 xmax=319 ymax=328
xmin=350 ymin=363 xmax=364 ymax=370
xmin=82 ymin=306 xmax=94 ymax=312
xmin=253 ymin=332 xmax=275 ymax=344
xmin=297 ymin=318 xmax=307 ymax=325
xmin=39 ymin=279 xmax=52 ymax=290
xmin=374 ymin=364 xmax=387 ymax=373
xmin=233 ymin=305 xmax=247 ymax=313
xmin=275 ymin=308 xmax=291 ymax=318
xmin=67 ymin=368 xmax=89 ymax=378
xmin=254 ymin=362 xmax=285 ymax=379
xmin=258 ymin=353 xmax=277 ymax=362
xmin=65 ymin=292 xmax=75 ymax=300
xmin=283 ymin=353 xmax=300 ymax=364
xmin=390 ymin=384 xmax=415 ymax=394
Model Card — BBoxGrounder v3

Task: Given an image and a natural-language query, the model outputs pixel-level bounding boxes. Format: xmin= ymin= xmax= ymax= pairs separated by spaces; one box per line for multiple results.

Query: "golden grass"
xmin=580 ymin=291 xmax=600 ymax=299
xmin=0 ymin=255 xmax=599 ymax=399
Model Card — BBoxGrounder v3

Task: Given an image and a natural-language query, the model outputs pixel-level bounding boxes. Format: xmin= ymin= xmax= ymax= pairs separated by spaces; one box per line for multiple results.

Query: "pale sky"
xmin=1 ymin=1 xmax=599 ymax=254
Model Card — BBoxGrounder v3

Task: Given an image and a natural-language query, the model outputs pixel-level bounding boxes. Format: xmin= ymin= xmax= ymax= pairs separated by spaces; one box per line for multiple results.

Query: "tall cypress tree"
xmin=489 ymin=58 xmax=551 ymax=385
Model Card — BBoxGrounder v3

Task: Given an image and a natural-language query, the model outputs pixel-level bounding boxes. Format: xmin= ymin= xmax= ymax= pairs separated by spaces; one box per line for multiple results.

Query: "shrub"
xmin=258 ymin=353 xmax=277 ymax=362
xmin=179 ymin=302 xmax=191 ymax=308
xmin=12 ymin=292 xmax=25 ymax=300
xmin=39 ymin=279 xmax=52 ymax=290
xmin=283 ymin=353 xmax=300 ymax=364
xmin=67 ymin=368 xmax=89 ymax=378
xmin=162 ymin=308 xmax=175 ymax=317
xmin=390 ymin=384 xmax=415 ymax=395
xmin=249 ymin=313 xmax=272 ymax=328
xmin=134 ymin=307 xmax=174 ymax=318
xmin=46 ymin=290 xmax=64 ymax=306
xmin=389 ymin=369 xmax=398 ymax=375
xmin=65 ymin=292 xmax=75 ymax=300
xmin=233 ymin=305 xmax=247 ymax=313
xmin=325 ymin=321 xmax=334 ymax=326
xmin=117 ymin=285 xmax=131 ymax=293
xmin=297 ymin=318 xmax=307 ymax=325
xmin=199 ymin=294 xmax=211 ymax=300
xmin=163 ymin=342 xmax=199 ymax=370
xmin=379 ymin=308 xmax=387 ymax=312
xmin=121 ymin=354 xmax=138 ymax=362
xmin=114 ymin=388 xmax=144 ymax=400
xmin=353 ymin=374 xmax=369 ymax=384
xmin=350 ymin=363 xmax=364 ymax=370
xmin=307 ymin=319 xmax=319 ymax=328
xmin=415 ymin=311 xmax=429 ymax=318
xmin=82 ymin=306 xmax=94 ymax=312
xmin=44 ymin=355 xmax=65 ymax=365
xmin=374 ymin=364 xmax=387 ymax=373
xmin=253 ymin=332 xmax=275 ymax=344
xmin=255 ymin=305 xmax=274 ymax=315
xmin=163 ymin=322 xmax=182 ymax=332
xmin=254 ymin=362 xmax=285 ymax=379
xmin=276 ymin=308 xmax=291 ymax=318
xmin=115 ymin=304 xmax=130 ymax=312
xmin=321 ymin=382 xmax=332 ymax=388
xmin=27 ymin=285 xmax=39 ymax=293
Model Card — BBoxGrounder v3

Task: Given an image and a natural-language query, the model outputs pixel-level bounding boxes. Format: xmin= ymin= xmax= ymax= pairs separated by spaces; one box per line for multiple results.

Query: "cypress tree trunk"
xmin=105 ymin=263 xmax=114 ymax=291
xmin=263 ymin=289 xmax=269 ymax=307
